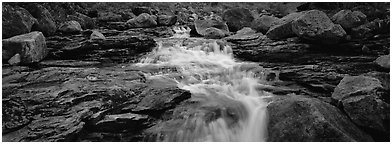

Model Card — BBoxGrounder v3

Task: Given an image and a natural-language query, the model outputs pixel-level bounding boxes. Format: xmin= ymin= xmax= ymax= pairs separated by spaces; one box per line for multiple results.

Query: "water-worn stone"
xmin=90 ymin=30 xmax=105 ymax=40
xmin=331 ymin=10 xmax=368 ymax=30
xmin=126 ymin=13 xmax=157 ymax=28
xmin=194 ymin=15 xmax=229 ymax=38
xmin=266 ymin=12 xmax=303 ymax=40
xmin=291 ymin=10 xmax=347 ymax=44
xmin=21 ymin=3 xmax=57 ymax=36
xmin=267 ymin=95 xmax=374 ymax=142
xmin=8 ymin=54 xmax=22 ymax=66
xmin=2 ymin=4 xmax=37 ymax=39
xmin=2 ymin=31 xmax=47 ymax=64
xmin=58 ymin=21 xmax=82 ymax=34
xmin=374 ymin=55 xmax=389 ymax=69
xmin=157 ymin=15 xmax=177 ymax=26
xmin=251 ymin=15 xmax=279 ymax=34
xmin=222 ymin=8 xmax=254 ymax=32
xmin=332 ymin=75 xmax=389 ymax=134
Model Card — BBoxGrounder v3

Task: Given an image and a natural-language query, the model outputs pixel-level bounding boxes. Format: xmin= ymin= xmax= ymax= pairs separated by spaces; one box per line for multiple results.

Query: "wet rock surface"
xmin=2 ymin=2 xmax=390 ymax=142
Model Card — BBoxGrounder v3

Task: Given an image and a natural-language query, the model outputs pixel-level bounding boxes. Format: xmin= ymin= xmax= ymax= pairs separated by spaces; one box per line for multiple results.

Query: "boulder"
xmin=267 ymin=95 xmax=374 ymax=142
xmin=251 ymin=15 xmax=279 ymax=34
xmin=2 ymin=4 xmax=37 ymax=39
xmin=331 ymin=10 xmax=368 ymax=30
xmin=98 ymin=12 xmax=123 ymax=22
xmin=21 ymin=3 xmax=57 ymax=36
xmin=291 ymin=10 xmax=347 ymax=44
xmin=222 ymin=8 xmax=254 ymax=32
xmin=203 ymin=27 xmax=227 ymax=39
xmin=58 ymin=21 xmax=82 ymax=34
xmin=194 ymin=15 xmax=230 ymax=38
xmin=332 ymin=75 xmax=389 ymax=134
xmin=266 ymin=12 xmax=303 ymax=40
xmin=374 ymin=55 xmax=389 ymax=69
xmin=157 ymin=15 xmax=177 ymax=26
xmin=126 ymin=13 xmax=157 ymax=28
xmin=2 ymin=31 xmax=47 ymax=64
xmin=90 ymin=30 xmax=106 ymax=40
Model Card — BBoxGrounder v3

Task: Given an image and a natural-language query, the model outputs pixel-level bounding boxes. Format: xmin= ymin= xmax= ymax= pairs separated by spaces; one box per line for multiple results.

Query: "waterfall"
xmin=135 ymin=29 xmax=272 ymax=141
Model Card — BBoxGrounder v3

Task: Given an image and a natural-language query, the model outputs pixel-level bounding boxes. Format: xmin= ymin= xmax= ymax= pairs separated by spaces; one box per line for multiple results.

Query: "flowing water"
xmin=136 ymin=34 xmax=273 ymax=141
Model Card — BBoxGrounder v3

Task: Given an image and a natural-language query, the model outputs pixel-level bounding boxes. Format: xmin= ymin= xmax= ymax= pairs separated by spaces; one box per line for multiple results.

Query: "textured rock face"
xmin=267 ymin=95 xmax=374 ymax=142
xmin=331 ymin=10 xmax=368 ymax=30
xmin=222 ymin=8 xmax=254 ymax=32
xmin=251 ymin=15 xmax=279 ymax=34
xmin=126 ymin=13 xmax=157 ymax=28
xmin=2 ymin=64 xmax=191 ymax=142
xmin=374 ymin=55 xmax=389 ymax=69
xmin=2 ymin=4 xmax=38 ymax=39
xmin=291 ymin=10 xmax=347 ymax=44
xmin=332 ymin=75 xmax=389 ymax=134
xmin=21 ymin=3 xmax=57 ymax=36
xmin=2 ymin=31 xmax=47 ymax=64
xmin=266 ymin=12 xmax=303 ymax=40
xmin=58 ymin=21 xmax=83 ymax=34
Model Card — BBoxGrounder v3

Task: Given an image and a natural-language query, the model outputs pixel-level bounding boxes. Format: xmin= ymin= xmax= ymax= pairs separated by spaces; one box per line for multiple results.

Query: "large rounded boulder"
xmin=332 ymin=75 xmax=389 ymax=136
xmin=251 ymin=15 xmax=279 ymax=34
xmin=194 ymin=15 xmax=230 ymax=39
xmin=291 ymin=10 xmax=347 ymax=44
xmin=267 ymin=95 xmax=374 ymax=142
xmin=331 ymin=10 xmax=367 ymax=31
xmin=222 ymin=8 xmax=254 ymax=32
xmin=126 ymin=13 xmax=157 ymax=28
xmin=266 ymin=12 xmax=303 ymax=40
xmin=2 ymin=4 xmax=37 ymax=39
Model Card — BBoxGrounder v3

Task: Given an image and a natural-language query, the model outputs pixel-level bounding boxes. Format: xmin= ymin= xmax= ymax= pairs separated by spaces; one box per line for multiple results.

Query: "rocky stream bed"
xmin=2 ymin=2 xmax=390 ymax=142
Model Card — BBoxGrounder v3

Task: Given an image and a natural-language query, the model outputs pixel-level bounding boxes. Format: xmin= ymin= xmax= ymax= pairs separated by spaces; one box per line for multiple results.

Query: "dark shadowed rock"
xmin=21 ymin=3 xmax=57 ymax=36
xmin=267 ymin=95 xmax=374 ymax=142
xmin=2 ymin=31 xmax=47 ymax=64
xmin=351 ymin=18 xmax=390 ymax=39
xmin=132 ymin=7 xmax=152 ymax=16
xmin=157 ymin=15 xmax=177 ymax=26
xmin=374 ymin=55 xmax=389 ymax=69
xmin=126 ymin=13 xmax=157 ymax=28
xmin=251 ymin=15 xmax=279 ymax=34
xmin=2 ymin=4 xmax=37 ymax=39
xmin=332 ymin=75 xmax=389 ymax=134
xmin=266 ymin=12 xmax=302 ymax=40
xmin=291 ymin=10 xmax=347 ymax=44
xmin=58 ymin=21 xmax=82 ymax=34
xmin=222 ymin=8 xmax=254 ymax=32
xmin=331 ymin=10 xmax=367 ymax=30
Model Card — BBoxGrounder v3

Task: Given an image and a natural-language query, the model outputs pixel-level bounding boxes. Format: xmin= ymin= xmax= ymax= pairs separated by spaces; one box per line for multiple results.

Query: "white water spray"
xmin=136 ymin=28 xmax=272 ymax=141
